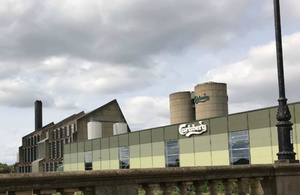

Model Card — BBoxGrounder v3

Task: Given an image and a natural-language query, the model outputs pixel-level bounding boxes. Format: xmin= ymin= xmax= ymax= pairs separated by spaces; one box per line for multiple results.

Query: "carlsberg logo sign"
xmin=179 ymin=121 xmax=208 ymax=137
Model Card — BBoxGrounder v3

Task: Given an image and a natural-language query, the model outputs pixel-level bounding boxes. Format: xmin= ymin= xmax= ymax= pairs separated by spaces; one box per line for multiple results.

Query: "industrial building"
xmin=63 ymin=82 xmax=300 ymax=171
xmin=16 ymin=100 xmax=130 ymax=173
xmin=16 ymin=82 xmax=300 ymax=173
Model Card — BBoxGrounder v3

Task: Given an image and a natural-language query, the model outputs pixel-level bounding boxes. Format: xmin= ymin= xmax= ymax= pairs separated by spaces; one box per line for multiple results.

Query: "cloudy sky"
xmin=1 ymin=0 xmax=300 ymax=164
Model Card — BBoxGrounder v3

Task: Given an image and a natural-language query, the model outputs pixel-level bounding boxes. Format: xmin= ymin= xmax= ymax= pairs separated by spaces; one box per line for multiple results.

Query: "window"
xmin=31 ymin=147 xmax=34 ymax=162
xmin=57 ymin=141 xmax=61 ymax=158
xmin=50 ymin=162 xmax=53 ymax=172
xmin=57 ymin=129 xmax=60 ymax=139
xmin=46 ymin=163 xmax=50 ymax=172
xmin=66 ymin=126 xmax=69 ymax=136
xmin=24 ymin=148 xmax=27 ymax=163
xmin=165 ymin=140 xmax=180 ymax=167
xmin=61 ymin=140 xmax=64 ymax=157
xmin=71 ymin=125 xmax=74 ymax=133
xmin=229 ymin=130 xmax=250 ymax=165
xmin=34 ymin=146 xmax=37 ymax=161
xmin=27 ymin=148 xmax=31 ymax=162
xmin=119 ymin=146 xmax=130 ymax=169
xmin=54 ymin=162 xmax=58 ymax=171
xmin=26 ymin=148 xmax=29 ymax=162
xmin=49 ymin=143 xmax=53 ymax=159
xmin=53 ymin=141 xmax=57 ymax=158
xmin=85 ymin=151 xmax=93 ymax=170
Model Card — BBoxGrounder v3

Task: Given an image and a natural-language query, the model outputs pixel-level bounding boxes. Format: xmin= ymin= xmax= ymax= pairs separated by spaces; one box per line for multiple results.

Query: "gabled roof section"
xmin=24 ymin=122 xmax=55 ymax=137
xmin=54 ymin=111 xmax=85 ymax=128
xmin=78 ymin=99 xmax=131 ymax=132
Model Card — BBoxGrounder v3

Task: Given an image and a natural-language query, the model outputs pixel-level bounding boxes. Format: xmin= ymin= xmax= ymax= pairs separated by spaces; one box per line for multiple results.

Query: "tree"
xmin=0 ymin=163 xmax=13 ymax=173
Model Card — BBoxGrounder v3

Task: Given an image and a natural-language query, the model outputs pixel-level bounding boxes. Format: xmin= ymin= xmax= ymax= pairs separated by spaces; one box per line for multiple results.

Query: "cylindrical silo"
xmin=113 ymin=123 xmax=127 ymax=135
xmin=194 ymin=82 xmax=228 ymax=120
xmin=87 ymin=121 xmax=102 ymax=140
xmin=169 ymin=91 xmax=195 ymax=125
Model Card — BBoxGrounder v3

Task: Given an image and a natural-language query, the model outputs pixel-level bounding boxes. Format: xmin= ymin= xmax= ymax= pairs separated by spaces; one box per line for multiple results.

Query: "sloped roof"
xmin=77 ymin=99 xmax=131 ymax=132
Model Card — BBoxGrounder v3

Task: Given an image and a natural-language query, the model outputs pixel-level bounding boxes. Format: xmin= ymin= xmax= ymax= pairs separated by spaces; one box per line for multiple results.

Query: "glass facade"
xmin=165 ymin=140 xmax=180 ymax=167
xmin=119 ymin=146 xmax=130 ymax=169
xmin=229 ymin=130 xmax=250 ymax=165
xmin=85 ymin=151 xmax=93 ymax=170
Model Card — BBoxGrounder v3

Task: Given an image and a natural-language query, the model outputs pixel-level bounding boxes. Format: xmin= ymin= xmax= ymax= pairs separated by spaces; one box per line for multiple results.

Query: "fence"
xmin=1 ymin=164 xmax=300 ymax=195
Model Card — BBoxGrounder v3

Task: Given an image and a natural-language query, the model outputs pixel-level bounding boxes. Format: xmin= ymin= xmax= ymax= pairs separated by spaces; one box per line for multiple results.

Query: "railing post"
xmin=178 ymin=181 xmax=193 ymax=195
xmin=143 ymin=184 xmax=159 ymax=195
xmin=194 ymin=181 xmax=206 ymax=195
xmin=209 ymin=180 xmax=221 ymax=195
xmin=160 ymin=183 xmax=175 ymax=195
xmin=250 ymin=178 xmax=264 ymax=195
xmin=224 ymin=179 xmax=237 ymax=195
xmin=237 ymin=178 xmax=248 ymax=195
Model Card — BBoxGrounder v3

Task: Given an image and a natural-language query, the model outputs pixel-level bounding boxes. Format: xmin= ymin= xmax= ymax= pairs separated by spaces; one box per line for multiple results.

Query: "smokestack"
xmin=35 ymin=100 xmax=42 ymax=131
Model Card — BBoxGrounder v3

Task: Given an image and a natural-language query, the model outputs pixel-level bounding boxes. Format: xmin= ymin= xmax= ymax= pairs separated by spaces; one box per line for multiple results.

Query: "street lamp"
xmin=273 ymin=0 xmax=299 ymax=163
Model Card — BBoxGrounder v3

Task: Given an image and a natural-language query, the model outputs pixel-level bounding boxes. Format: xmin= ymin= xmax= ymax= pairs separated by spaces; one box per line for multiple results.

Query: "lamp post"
xmin=273 ymin=0 xmax=298 ymax=163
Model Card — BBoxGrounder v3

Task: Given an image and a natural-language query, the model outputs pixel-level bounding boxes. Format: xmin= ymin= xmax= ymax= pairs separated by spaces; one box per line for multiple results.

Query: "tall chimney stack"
xmin=35 ymin=100 xmax=42 ymax=131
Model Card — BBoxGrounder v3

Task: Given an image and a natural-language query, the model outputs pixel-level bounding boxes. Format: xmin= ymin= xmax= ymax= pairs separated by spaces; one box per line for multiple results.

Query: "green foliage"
xmin=74 ymin=191 xmax=84 ymax=195
xmin=203 ymin=183 xmax=209 ymax=193
xmin=232 ymin=182 xmax=237 ymax=194
xmin=138 ymin=181 xmax=258 ymax=195
xmin=217 ymin=182 xmax=224 ymax=193
xmin=138 ymin=188 xmax=145 ymax=195
xmin=0 ymin=163 xmax=13 ymax=173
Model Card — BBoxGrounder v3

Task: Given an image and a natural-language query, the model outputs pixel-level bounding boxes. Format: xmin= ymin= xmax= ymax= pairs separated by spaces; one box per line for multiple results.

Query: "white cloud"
xmin=203 ymin=32 xmax=300 ymax=113
xmin=122 ymin=96 xmax=170 ymax=131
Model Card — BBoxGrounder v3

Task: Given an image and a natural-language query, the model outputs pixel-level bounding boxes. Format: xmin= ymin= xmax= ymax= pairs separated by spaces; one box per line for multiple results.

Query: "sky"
xmin=0 ymin=0 xmax=300 ymax=165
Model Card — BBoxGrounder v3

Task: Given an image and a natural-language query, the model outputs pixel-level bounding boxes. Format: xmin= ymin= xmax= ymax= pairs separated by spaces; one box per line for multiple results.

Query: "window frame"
xmin=165 ymin=139 xmax=180 ymax=167
xmin=228 ymin=130 xmax=251 ymax=165
xmin=119 ymin=146 xmax=130 ymax=169
xmin=84 ymin=151 xmax=93 ymax=170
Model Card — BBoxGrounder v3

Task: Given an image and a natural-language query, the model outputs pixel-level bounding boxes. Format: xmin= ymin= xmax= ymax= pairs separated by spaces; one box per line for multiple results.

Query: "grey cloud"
xmin=0 ymin=77 xmax=54 ymax=107
xmin=0 ymin=0 xmax=266 ymax=65
xmin=0 ymin=0 xmax=295 ymax=109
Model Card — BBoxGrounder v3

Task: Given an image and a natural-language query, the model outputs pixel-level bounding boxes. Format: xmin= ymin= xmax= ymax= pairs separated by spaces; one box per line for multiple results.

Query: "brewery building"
xmin=15 ymin=82 xmax=300 ymax=173
xmin=62 ymin=82 xmax=300 ymax=171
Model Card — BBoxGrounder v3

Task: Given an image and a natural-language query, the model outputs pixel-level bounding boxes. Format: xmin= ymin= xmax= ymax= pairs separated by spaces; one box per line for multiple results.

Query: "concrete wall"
xmin=64 ymin=102 xmax=300 ymax=171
